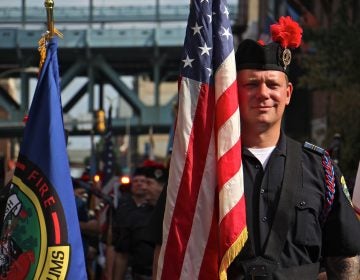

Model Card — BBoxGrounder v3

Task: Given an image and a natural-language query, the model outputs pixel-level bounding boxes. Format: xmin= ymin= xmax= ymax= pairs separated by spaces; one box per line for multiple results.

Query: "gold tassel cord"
xmin=39 ymin=0 xmax=63 ymax=71
xmin=38 ymin=29 xmax=63 ymax=71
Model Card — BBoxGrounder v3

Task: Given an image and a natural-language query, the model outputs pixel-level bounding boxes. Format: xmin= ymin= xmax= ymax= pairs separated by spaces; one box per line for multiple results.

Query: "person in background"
xmin=72 ymin=177 xmax=101 ymax=280
xmin=102 ymin=176 xmax=131 ymax=280
xmin=147 ymin=185 xmax=167 ymax=280
xmin=112 ymin=161 xmax=168 ymax=280
xmin=142 ymin=160 xmax=168 ymax=207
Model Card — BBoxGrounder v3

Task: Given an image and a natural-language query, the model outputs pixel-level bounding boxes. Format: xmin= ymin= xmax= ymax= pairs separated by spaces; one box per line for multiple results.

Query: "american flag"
xmin=157 ymin=0 xmax=247 ymax=279
xmin=102 ymin=105 xmax=115 ymax=186
xmin=99 ymin=106 xmax=117 ymax=238
xmin=353 ymin=161 xmax=360 ymax=220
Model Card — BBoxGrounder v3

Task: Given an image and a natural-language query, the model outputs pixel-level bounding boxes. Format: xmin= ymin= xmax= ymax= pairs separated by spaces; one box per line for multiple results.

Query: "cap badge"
xmin=282 ymin=48 xmax=292 ymax=70
xmin=154 ymin=169 xmax=163 ymax=179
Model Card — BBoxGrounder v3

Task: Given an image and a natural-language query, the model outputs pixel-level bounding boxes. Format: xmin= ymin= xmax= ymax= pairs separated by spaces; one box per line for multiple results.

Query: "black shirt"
xmin=147 ymin=133 xmax=360 ymax=277
xmin=146 ymin=184 xmax=167 ymax=246
xmin=112 ymin=196 xmax=155 ymax=276
xmin=228 ymin=133 xmax=360 ymax=277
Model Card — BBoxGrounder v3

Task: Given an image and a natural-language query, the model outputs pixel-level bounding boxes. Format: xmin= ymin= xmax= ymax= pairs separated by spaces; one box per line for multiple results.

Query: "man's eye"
xmin=245 ymin=83 xmax=257 ymax=88
xmin=267 ymin=83 xmax=280 ymax=89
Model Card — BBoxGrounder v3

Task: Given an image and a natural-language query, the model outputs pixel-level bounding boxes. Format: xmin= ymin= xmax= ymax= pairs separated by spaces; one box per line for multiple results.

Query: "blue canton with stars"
xmin=180 ymin=0 xmax=234 ymax=85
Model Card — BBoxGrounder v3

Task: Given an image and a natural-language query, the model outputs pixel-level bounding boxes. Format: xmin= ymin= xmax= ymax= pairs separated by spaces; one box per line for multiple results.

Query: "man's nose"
xmin=256 ymin=83 xmax=270 ymax=99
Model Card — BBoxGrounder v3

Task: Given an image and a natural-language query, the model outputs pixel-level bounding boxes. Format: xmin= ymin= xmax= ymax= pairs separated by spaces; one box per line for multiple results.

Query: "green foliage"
xmin=300 ymin=22 xmax=360 ymax=93
xmin=327 ymin=90 xmax=360 ymax=180
xmin=299 ymin=2 xmax=360 ymax=180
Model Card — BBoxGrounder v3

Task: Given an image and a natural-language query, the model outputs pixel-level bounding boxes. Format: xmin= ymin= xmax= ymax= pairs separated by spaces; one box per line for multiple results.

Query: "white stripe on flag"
xmin=215 ymin=50 xmax=237 ymax=103
xmin=157 ymin=77 xmax=202 ymax=279
xmin=180 ymin=131 xmax=216 ymax=279
xmin=217 ymin=108 xmax=240 ymax=158
xmin=219 ymin=166 xmax=244 ymax=223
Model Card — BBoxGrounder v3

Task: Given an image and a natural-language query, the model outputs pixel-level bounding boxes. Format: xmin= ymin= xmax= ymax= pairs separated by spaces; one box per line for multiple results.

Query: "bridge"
xmin=0 ymin=3 xmax=242 ymax=138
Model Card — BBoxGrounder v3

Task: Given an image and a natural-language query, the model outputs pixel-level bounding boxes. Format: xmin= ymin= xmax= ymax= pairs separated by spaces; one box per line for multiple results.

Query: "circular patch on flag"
xmin=0 ymin=156 xmax=70 ymax=279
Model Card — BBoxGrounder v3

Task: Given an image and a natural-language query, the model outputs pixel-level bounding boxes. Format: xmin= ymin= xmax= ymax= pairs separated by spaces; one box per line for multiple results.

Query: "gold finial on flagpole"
xmin=44 ymin=0 xmax=55 ymax=38
xmin=39 ymin=0 xmax=62 ymax=70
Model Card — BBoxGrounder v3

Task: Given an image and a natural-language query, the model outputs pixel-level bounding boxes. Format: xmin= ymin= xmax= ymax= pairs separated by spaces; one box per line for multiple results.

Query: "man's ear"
xmin=286 ymin=82 xmax=293 ymax=105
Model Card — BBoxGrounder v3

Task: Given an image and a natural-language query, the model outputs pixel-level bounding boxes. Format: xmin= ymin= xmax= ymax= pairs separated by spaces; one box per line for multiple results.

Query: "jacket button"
xmin=299 ymin=201 xmax=306 ymax=207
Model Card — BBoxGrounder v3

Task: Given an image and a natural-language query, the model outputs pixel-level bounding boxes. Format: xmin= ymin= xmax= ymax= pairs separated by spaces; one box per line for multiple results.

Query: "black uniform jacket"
xmin=228 ymin=132 xmax=360 ymax=279
xmin=112 ymin=195 xmax=155 ymax=276
xmin=147 ymin=132 xmax=360 ymax=279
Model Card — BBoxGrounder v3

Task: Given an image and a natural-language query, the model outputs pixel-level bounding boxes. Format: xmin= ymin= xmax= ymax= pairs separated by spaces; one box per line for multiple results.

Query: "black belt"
xmin=240 ymin=258 xmax=320 ymax=280
xmin=247 ymin=264 xmax=271 ymax=280
xmin=240 ymin=256 xmax=278 ymax=280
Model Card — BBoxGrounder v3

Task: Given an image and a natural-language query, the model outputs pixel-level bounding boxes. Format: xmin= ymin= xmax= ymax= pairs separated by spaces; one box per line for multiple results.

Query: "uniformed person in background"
xmin=150 ymin=16 xmax=360 ymax=279
xmin=72 ymin=177 xmax=101 ymax=280
xmin=111 ymin=166 xmax=149 ymax=280
xmin=112 ymin=161 xmax=168 ymax=280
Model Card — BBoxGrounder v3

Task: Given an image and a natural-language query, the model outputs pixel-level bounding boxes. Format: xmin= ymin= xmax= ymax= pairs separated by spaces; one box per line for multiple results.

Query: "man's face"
xmin=145 ymin=178 xmax=163 ymax=206
xmin=237 ymin=69 xmax=292 ymax=132
xmin=131 ymin=175 xmax=147 ymax=197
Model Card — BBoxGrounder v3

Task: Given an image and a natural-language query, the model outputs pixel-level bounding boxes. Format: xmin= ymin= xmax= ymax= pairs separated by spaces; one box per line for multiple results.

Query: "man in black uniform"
xmin=150 ymin=16 xmax=360 ymax=279
xmin=112 ymin=162 xmax=168 ymax=280
xmin=112 ymin=166 xmax=150 ymax=279
xmin=229 ymin=16 xmax=360 ymax=279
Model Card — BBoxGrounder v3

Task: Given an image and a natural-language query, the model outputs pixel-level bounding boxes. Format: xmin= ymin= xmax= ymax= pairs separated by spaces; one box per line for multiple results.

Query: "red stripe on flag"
xmin=198 ymin=201 xmax=219 ymax=280
xmin=219 ymin=195 xmax=247 ymax=255
xmin=215 ymin=81 xmax=239 ymax=131
xmin=161 ymin=83 xmax=215 ymax=279
xmin=217 ymin=140 xmax=241 ymax=189
xmin=215 ymin=58 xmax=246 ymax=277
xmin=354 ymin=204 xmax=360 ymax=216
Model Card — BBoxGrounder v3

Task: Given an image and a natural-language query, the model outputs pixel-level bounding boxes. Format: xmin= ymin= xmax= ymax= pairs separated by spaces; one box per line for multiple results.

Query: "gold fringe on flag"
xmin=219 ymin=228 xmax=249 ymax=280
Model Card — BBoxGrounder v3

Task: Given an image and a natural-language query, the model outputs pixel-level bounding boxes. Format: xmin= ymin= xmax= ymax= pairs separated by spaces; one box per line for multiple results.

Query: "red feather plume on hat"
xmin=270 ymin=16 xmax=303 ymax=49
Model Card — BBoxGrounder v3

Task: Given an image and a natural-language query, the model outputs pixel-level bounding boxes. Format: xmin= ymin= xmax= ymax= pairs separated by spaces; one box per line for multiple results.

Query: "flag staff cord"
xmin=44 ymin=0 xmax=55 ymax=38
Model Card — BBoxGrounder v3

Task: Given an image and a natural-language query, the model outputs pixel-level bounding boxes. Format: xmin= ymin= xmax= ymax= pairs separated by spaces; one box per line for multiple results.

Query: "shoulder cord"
xmin=303 ymin=142 xmax=336 ymax=226
xmin=320 ymin=151 xmax=336 ymax=226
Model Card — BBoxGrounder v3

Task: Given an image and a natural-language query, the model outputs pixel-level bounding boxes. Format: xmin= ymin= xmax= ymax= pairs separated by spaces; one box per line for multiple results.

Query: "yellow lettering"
xmin=41 ymin=246 xmax=70 ymax=280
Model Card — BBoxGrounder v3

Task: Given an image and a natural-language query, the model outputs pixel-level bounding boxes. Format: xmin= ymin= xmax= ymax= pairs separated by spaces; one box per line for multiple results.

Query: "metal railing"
xmin=0 ymin=4 xmax=238 ymax=24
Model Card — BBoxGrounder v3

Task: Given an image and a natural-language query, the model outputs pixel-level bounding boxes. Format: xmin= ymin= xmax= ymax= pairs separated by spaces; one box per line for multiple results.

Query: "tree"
xmin=299 ymin=0 xmax=360 ymax=182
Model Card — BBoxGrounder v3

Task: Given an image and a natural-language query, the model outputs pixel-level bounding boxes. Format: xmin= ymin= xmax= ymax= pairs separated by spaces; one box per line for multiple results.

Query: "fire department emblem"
xmin=0 ymin=156 xmax=70 ymax=279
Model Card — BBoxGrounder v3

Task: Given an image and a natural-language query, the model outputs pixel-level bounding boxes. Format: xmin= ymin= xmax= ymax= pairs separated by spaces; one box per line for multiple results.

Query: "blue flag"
xmin=0 ymin=38 xmax=87 ymax=279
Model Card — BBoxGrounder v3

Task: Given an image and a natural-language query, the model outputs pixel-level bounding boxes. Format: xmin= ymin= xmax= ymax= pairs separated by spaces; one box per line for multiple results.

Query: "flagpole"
xmin=126 ymin=117 xmax=131 ymax=172
xmin=44 ymin=0 xmax=55 ymax=38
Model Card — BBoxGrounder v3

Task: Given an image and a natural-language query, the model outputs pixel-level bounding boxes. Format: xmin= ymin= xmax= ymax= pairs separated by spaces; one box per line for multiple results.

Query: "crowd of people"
xmin=72 ymin=159 xmax=169 ymax=280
